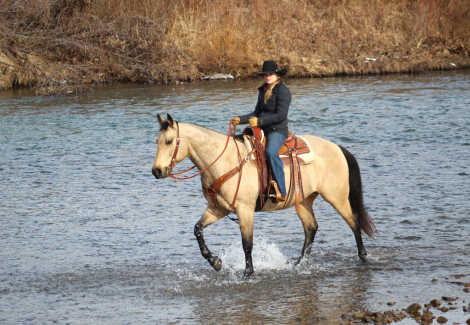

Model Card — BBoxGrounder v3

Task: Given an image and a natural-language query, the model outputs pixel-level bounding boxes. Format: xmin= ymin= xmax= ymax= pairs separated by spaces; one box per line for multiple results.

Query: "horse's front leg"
xmin=237 ymin=206 xmax=255 ymax=277
xmin=194 ymin=206 xmax=227 ymax=271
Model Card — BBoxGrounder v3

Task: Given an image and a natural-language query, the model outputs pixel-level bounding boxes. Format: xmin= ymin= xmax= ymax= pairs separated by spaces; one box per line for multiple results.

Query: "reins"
xmin=168 ymin=120 xmax=237 ymax=180
xmin=167 ymin=119 xmax=246 ymax=223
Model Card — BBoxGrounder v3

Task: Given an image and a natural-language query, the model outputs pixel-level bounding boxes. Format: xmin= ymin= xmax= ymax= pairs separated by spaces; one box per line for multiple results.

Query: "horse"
xmin=152 ymin=114 xmax=376 ymax=277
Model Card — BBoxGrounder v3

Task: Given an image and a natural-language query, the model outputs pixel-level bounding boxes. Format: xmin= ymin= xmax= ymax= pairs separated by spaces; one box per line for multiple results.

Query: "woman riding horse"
xmin=232 ymin=60 xmax=290 ymax=202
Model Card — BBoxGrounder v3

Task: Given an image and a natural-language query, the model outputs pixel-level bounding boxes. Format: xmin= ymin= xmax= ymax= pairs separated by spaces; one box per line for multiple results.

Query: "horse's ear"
xmin=167 ymin=114 xmax=175 ymax=127
xmin=157 ymin=114 xmax=166 ymax=126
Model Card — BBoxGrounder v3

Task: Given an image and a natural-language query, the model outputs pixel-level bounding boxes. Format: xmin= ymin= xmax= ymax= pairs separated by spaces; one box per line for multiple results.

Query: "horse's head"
xmin=152 ymin=113 xmax=181 ymax=179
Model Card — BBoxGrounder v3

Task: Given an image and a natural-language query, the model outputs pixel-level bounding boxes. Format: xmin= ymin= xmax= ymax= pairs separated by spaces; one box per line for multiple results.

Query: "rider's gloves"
xmin=232 ymin=117 xmax=240 ymax=126
xmin=249 ymin=116 xmax=258 ymax=127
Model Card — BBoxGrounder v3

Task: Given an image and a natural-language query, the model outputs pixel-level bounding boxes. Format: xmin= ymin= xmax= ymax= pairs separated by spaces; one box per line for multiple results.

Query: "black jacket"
xmin=239 ymin=81 xmax=291 ymax=137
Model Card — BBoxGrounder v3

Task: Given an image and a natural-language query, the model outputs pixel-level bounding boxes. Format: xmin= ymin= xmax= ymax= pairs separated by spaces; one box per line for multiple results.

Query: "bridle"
xmin=166 ymin=120 xmax=237 ymax=180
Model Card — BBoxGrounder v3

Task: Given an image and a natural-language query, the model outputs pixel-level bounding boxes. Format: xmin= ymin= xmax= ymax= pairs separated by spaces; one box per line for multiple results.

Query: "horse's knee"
xmin=194 ymin=222 xmax=202 ymax=238
xmin=306 ymin=224 xmax=318 ymax=238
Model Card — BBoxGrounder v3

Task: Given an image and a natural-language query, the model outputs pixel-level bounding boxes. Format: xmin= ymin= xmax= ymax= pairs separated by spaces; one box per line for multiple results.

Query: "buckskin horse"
xmin=152 ymin=114 xmax=376 ymax=277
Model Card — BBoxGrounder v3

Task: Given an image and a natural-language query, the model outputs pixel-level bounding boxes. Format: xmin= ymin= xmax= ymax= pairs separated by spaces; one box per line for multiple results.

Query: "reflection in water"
xmin=1 ymin=70 xmax=470 ymax=324
xmin=192 ymin=264 xmax=374 ymax=324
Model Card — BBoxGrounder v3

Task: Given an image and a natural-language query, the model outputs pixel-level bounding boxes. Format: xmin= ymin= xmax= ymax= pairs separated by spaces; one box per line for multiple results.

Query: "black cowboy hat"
xmin=253 ymin=60 xmax=287 ymax=76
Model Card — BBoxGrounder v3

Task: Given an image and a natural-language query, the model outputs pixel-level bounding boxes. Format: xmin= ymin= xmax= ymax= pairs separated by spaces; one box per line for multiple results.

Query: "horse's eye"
xmin=166 ymin=139 xmax=173 ymax=145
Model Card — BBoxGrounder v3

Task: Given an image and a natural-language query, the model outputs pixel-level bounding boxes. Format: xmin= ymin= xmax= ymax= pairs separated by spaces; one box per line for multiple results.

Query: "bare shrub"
xmin=1 ymin=0 xmax=469 ymax=94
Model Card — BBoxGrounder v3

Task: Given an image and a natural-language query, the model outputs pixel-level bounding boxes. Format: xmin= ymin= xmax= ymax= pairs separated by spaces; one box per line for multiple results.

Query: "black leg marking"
xmin=194 ymin=221 xmax=222 ymax=271
xmin=354 ymin=230 xmax=368 ymax=261
xmin=295 ymin=225 xmax=317 ymax=265
xmin=242 ymin=235 xmax=254 ymax=277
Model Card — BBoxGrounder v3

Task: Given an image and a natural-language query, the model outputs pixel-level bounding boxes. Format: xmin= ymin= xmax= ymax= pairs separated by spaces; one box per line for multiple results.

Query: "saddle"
xmin=242 ymin=126 xmax=313 ymax=211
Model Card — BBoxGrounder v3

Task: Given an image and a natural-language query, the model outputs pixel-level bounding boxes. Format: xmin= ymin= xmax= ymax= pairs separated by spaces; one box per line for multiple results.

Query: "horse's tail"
xmin=338 ymin=145 xmax=376 ymax=238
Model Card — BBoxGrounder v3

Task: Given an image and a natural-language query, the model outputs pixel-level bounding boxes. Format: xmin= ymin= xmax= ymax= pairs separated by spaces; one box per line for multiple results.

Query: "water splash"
xmin=219 ymin=237 xmax=293 ymax=275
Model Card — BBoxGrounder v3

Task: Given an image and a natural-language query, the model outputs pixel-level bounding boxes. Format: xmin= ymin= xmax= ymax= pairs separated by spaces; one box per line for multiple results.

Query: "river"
xmin=1 ymin=70 xmax=469 ymax=324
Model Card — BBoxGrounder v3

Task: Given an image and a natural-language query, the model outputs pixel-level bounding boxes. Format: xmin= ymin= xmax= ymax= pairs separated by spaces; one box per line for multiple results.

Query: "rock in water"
xmin=437 ymin=316 xmax=448 ymax=323
xmin=442 ymin=296 xmax=458 ymax=301
xmin=466 ymin=317 xmax=470 ymax=325
xmin=407 ymin=303 xmax=422 ymax=314
xmin=422 ymin=310 xmax=433 ymax=322
xmin=353 ymin=312 xmax=365 ymax=319
xmin=431 ymin=299 xmax=442 ymax=307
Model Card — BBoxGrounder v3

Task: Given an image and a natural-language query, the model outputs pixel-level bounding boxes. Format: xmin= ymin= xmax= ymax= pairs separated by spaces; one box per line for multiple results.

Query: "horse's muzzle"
xmin=152 ymin=166 xmax=170 ymax=179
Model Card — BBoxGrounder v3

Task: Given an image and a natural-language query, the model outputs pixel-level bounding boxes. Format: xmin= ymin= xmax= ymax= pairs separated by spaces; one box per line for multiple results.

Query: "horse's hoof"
xmin=210 ymin=257 xmax=222 ymax=271
xmin=295 ymin=256 xmax=304 ymax=266
xmin=242 ymin=269 xmax=254 ymax=279
xmin=359 ymin=254 xmax=368 ymax=261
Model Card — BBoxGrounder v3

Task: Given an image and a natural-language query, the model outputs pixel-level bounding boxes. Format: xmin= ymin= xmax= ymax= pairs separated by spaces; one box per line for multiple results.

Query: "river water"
xmin=1 ymin=70 xmax=469 ymax=324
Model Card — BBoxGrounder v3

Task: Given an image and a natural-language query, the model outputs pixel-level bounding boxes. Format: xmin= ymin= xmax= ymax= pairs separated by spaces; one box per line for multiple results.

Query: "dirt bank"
xmin=1 ymin=0 xmax=469 ymax=95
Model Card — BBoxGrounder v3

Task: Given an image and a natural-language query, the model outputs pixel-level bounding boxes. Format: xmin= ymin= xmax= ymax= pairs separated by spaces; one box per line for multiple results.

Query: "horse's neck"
xmin=181 ymin=123 xmax=242 ymax=178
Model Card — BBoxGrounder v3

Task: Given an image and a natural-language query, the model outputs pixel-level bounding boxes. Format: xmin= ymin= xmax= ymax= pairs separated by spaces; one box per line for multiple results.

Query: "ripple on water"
xmin=1 ymin=71 xmax=470 ymax=324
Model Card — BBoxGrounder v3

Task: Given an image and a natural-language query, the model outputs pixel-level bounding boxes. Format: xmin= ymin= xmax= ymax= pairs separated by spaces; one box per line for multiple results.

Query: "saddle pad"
xmin=280 ymin=135 xmax=314 ymax=165
xmin=244 ymin=134 xmax=314 ymax=166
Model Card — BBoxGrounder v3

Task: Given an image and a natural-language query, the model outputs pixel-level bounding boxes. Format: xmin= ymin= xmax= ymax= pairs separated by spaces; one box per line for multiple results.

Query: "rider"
xmin=232 ymin=60 xmax=291 ymax=202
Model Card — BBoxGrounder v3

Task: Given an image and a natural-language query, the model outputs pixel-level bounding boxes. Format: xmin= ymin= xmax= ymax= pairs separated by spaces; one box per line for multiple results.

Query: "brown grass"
xmin=1 ymin=0 xmax=469 ymax=94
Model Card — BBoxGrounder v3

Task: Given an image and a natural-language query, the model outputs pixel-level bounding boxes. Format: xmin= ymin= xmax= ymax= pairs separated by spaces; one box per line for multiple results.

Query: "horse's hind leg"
xmin=296 ymin=193 xmax=319 ymax=265
xmin=325 ymin=196 xmax=367 ymax=260
xmin=194 ymin=206 xmax=227 ymax=271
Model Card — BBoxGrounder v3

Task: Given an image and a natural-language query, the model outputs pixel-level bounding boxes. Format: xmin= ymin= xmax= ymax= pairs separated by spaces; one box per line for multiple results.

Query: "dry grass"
xmin=1 ymin=0 xmax=469 ymax=94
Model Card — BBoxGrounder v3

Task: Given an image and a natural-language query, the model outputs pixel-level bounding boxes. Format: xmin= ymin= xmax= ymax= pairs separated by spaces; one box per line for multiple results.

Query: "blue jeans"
xmin=266 ymin=132 xmax=287 ymax=196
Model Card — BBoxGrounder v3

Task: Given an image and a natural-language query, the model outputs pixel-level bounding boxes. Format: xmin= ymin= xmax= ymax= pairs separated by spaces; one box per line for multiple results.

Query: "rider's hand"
xmin=249 ymin=116 xmax=258 ymax=127
xmin=232 ymin=117 xmax=240 ymax=126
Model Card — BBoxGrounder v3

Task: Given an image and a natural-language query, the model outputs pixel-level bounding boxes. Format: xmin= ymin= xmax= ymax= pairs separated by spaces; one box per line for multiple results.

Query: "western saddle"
xmin=242 ymin=126 xmax=312 ymax=211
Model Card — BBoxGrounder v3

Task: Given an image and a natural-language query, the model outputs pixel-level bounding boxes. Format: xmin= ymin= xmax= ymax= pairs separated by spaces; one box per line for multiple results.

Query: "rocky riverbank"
xmin=341 ymin=280 xmax=470 ymax=324
xmin=1 ymin=0 xmax=469 ymax=95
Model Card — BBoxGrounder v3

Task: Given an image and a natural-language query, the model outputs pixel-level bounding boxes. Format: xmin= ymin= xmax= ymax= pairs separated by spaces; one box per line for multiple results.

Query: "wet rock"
xmin=432 ymin=279 xmax=438 ymax=283
xmin=449 ymin=307 xmax=457 ymax=310
xmin=391 ymin=311 xmax=407 ymax=322
xmin=431 ymin=299 xmax=442 ymax=307
xmin=451 ymin=281 xmax=464 ymax=285
xmin=387 ymin=302 xmax=395 ymax=306
xmin=341 ymin=313 xmax=354 ymax=319
xmin=384 ymin=310 xmax=395 ymax=317
xmin=364 ymin=315 xmax=372 ymax=322
xmin=407 ymin=303 xmax=422 ymax=314
xmin=354 ymin=312 xmax=365 ymax=319
xmin=373 ymin=312 xmax=390 ymax=324
xmin=422 ymin=310 xmax=434 ymax=322
xmin=365 ymin=311 xmax=374 ymax=317
xmin=440 ymin=307 xmax=449 ymax=312
xmin=442 ymin=296 xmax=458 ymax=301
xmin=466 ymin=317 xmax=470 ymax=325
xmin=465 ymin=283 xmax=470 ymax=287
xmin=464 ymin=288 xmax=469 ymax=293
xmin=437 ymin=316 xmax=448 ymax=323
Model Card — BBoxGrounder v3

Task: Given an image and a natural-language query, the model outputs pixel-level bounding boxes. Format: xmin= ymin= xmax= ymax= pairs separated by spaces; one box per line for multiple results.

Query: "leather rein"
xmin=167 ymin=120 xmax=254 ymax=214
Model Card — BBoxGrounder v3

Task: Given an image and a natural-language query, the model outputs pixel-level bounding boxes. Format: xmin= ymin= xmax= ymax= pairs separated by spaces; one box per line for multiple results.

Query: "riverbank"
xmin=1 ymin=0 xmax=469 ymax=95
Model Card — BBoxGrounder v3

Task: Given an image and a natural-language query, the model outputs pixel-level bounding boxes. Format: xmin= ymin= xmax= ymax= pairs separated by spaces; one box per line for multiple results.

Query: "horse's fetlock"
xmin=209 ymin=256 xmax=222 ymax=271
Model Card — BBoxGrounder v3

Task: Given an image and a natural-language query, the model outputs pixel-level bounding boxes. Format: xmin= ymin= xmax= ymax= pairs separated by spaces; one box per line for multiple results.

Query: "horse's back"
xmin=298 ymin=134 xmax=349 ymax=196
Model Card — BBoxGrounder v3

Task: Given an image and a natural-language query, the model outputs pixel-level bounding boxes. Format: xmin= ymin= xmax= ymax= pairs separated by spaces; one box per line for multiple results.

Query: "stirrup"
xmin=268 ymin=180 xmax=282 ymax=202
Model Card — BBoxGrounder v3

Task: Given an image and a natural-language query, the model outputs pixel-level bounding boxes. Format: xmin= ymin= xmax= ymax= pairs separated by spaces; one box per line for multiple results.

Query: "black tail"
xmin=338 ymin=145 xmax=376 ymax=238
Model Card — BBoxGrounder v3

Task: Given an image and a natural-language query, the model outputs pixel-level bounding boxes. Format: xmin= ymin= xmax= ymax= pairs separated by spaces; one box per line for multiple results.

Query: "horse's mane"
xmin=160 ymin=121 xmax=225 ymax=136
